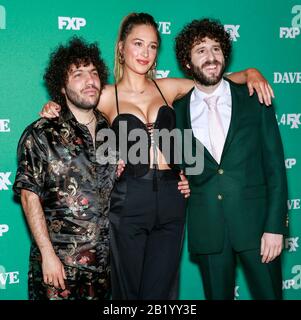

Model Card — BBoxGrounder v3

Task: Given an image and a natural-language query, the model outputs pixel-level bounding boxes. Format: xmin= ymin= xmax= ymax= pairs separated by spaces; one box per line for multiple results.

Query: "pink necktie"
xmin=204 ymin=95 xmax=225 ymax=163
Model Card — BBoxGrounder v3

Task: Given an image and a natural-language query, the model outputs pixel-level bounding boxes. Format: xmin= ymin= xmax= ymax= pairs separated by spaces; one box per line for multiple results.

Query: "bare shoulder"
xmin=156 ymin=78 xmax=194 ymax=102
xmin=98 ymin=84 xmax=115 ymax=114
xmin=100 ymin=84 xmax=115 ymax=102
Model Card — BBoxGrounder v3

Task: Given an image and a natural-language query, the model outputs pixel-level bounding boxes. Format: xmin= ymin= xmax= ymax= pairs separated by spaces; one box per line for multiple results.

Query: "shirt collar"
xmin=58 ymin=105 xmax=74 ymax=124
xmin=192 ymin=78 xmax=230 ymax=103
xmin=58 ymin=105 xmax=105 ymax=125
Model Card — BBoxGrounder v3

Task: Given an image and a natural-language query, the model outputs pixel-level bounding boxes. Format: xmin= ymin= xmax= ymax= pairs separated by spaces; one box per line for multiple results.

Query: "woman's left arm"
xmin=227 ymin=68 xmax=274 ymax=106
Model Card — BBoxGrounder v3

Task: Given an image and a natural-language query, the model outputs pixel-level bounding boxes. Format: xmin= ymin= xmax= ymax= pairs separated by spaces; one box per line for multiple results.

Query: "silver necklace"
xmin=127 ymin=86 xmax=147 ymax=94
xmin=82 ymin=114 xmax=95 ymax=126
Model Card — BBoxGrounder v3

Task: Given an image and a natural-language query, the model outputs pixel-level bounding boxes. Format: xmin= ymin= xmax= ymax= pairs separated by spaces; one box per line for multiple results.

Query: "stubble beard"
xmin=64 ymin=86 xmax=100 ymax=110
xmin=190 ymin=60 xmax=225 ymax=86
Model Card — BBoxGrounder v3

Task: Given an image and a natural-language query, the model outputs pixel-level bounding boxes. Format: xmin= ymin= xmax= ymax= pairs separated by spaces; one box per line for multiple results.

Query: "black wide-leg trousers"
xmin=109 ymin=170 xmax=186 ymax=300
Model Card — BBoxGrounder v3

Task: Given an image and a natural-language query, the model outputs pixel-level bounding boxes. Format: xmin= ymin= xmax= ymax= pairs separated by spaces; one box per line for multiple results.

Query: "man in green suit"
xmin=174 ymin=18 xmax=288 ymax=299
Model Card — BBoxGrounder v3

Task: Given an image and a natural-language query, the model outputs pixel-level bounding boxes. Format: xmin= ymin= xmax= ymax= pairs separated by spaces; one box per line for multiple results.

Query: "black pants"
xmin=109 ymin=169 xmax=186 ymax=300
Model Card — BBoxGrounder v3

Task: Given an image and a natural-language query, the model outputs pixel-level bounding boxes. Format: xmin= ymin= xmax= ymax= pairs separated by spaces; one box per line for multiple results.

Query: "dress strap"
xmin=114 ymin=84 xmax=120 ymax=115
xmin=152 ymin=79 xmax=169 ymax=106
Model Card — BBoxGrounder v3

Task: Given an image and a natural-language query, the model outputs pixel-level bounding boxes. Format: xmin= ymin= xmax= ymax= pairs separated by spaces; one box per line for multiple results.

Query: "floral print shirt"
xmin=14 ymin=107 xmax=116 ymax=274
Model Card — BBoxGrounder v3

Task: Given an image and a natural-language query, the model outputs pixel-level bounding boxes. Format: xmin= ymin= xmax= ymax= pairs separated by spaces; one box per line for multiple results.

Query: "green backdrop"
xmin=0 ymin=0 xmax=300 ymax=300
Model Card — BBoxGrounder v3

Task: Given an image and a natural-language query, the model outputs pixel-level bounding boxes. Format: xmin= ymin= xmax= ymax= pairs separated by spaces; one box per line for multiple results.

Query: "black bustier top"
xmin=111 ymin=80 xmax=179 ymax=178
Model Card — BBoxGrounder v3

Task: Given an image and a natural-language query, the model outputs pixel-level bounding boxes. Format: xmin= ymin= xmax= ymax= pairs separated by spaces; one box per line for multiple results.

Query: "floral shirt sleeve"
xmin=14 ymin=120 xmax=47 ymax=197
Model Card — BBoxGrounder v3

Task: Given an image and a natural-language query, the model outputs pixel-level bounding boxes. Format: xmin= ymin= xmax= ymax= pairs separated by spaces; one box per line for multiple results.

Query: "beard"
xmin=64 ymin=85 xmax=100 ymax=110
xmin=190 ymin=60 xmax=225 ymax=86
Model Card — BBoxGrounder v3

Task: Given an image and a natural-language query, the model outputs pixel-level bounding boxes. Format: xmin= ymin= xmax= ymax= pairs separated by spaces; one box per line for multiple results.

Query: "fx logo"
xmin=285 ymin=237 xmax=299 ymax=252
xmin=224 ymin=25 xmax=240 ymax=41
xmin=277 ymin=114 xmax=301 ymax=128
xmin=0 ymin=172 xmax=12 ymax=191
xmin=158 ymin=22 xmax=171 ymax=34
xmin=0 ymin=119 xmax=10 ymax=132
xmin=0 ymin=5 xmax=5 ymax=30
xmin=279 ymin=27 xmax=300 ymax=38
xmin=287 ymin=114 xmax=300 ymax=128
xmin=292 ymin=5 xmax=301 ymax=28
xmin=156 ymin=70 xmax=170 ymax=79
xmin=0 ymin=224 xmax=9 ymax=237
xmin=58 ymin=17 xmax=86 ymax=30
xmin=285 ymin=158 xmax=297 ymax=169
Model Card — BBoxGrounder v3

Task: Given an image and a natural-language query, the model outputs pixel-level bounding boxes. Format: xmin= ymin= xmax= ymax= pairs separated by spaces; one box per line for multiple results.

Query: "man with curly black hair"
xmin=43 ymin=37 xmax=109 ymax=108
xmin=13 ymin=37 xmax=116 ymax=300
xmin=174 ymin=19 xmax=288 ymax=299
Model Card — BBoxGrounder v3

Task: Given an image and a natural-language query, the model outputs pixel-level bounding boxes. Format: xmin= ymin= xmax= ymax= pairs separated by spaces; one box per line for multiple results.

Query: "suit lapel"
xmin=220 ymin=80 xmax=239 ymax=161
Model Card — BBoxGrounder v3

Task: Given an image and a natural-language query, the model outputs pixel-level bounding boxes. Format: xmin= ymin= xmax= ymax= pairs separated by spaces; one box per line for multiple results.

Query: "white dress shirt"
xmin=190 ymin=79 xmax=232 ymax=157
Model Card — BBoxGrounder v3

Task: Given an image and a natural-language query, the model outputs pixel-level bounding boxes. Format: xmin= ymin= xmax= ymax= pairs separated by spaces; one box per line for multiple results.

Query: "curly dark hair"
xmin=44 ymin=36 xmax=109 ymax=106
xmin=175 ymin=18 xmax=232 ymax=76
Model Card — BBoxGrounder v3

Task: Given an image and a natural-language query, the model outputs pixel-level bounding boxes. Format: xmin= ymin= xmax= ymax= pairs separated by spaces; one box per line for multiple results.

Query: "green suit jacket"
xmin=174 ymin=78 xmax=288 ymax=254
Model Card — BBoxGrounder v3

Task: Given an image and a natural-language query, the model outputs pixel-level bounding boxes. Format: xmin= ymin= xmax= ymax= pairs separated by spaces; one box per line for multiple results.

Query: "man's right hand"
xmin=40 ymin=101 xmax=61 ymax=118
xmin=260 ymin=232 xmax=283 ymax=263
xmin=42 ymin=251 xmax=67 ymax=290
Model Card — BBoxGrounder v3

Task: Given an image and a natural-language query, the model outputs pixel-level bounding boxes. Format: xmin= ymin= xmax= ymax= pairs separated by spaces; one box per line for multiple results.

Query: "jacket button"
xmin=218 ymin=169 xmax=224 ymax=175
xmin=217 ymin=194 xmax=223 ymax=200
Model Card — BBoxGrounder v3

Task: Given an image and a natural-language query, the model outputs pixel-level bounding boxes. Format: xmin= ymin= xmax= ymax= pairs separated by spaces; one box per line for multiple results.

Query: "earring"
xmin=118 ymin=53 xmax=125 ymax=64
xmin=151 ymin=61 xmax=157 ymax=70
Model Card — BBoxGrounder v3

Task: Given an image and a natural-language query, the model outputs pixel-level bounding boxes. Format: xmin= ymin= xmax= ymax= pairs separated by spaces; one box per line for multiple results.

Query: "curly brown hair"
xmin=175 ymin=18 xmax=232 ymax=76
xmin=44 ymin=36 xmax=109 ymax=106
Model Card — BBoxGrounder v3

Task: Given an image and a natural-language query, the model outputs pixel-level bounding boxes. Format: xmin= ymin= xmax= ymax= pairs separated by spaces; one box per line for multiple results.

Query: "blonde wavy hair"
xmin=114 ymin=12 xmax=161 ymax=83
